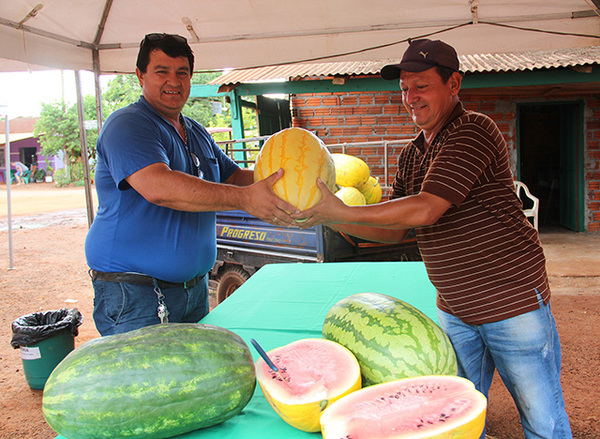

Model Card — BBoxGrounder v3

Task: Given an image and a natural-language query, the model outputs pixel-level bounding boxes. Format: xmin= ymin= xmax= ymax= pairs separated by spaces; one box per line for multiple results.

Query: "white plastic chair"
xmin=514 ymin=181 xmax=539 ymax=230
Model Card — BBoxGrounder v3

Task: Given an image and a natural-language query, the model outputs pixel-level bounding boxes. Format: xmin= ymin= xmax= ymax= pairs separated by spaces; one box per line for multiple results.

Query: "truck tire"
xmin=216 ymin=266 xmax=250 ymax=304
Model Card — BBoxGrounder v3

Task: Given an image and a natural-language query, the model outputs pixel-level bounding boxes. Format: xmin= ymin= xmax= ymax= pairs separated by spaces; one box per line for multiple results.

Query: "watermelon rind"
xmin=323 ymin=292 xmax=457 ymax=386
xmin=42 ymin=323 xmax=256 ymax=439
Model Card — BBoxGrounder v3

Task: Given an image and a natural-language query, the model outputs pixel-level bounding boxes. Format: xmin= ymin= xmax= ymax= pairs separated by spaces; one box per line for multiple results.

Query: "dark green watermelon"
xmin=323 ymin=292 xmax=457 ymax=386
xmin=43 ymin=323 xmax=256 ymax=439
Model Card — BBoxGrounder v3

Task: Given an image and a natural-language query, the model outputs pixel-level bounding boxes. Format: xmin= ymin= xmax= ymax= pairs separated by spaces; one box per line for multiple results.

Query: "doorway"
xmin=256 ymin=95 xmax=291 ymax=136
xmin=20 ymin=146 xmax=37 ymax=169
xmin=517 ymin=102 xmax=583 ymax=232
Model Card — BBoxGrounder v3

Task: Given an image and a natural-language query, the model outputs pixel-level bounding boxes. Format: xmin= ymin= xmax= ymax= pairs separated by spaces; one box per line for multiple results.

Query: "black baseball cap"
xmin=380 ymin=39 xmax=460 ymax=80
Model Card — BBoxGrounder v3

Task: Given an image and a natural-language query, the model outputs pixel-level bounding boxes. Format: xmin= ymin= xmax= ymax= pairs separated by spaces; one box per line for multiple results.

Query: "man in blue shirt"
xmin=86 ymin=33 xmax=297 ymax=336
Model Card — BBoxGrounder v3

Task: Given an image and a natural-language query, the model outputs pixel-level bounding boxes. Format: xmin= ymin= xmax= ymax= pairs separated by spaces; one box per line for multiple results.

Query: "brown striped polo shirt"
xmin=392 ymin=102 xmax=550 ymax=325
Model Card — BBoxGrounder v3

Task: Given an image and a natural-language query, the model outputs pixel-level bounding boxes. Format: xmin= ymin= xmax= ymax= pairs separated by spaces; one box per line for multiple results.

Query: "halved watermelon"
xmin=320 ymin=375 xmax=487 ymax=439
xmin=255 ymin=338 xmax=361 ymax=432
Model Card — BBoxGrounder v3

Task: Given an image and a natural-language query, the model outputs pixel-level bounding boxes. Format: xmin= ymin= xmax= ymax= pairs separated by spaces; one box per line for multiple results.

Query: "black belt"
xmin=89 ymin=270 xmax=205 ymax=289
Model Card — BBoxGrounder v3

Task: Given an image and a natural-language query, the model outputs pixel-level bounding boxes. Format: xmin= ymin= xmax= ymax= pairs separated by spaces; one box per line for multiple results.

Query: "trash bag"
xmin=11 ymin=308 xmax=83 ymax=349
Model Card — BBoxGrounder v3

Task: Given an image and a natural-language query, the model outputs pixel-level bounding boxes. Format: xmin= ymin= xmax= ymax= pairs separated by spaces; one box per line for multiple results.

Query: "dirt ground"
xmin=1 ymin=183 xmax=599 ymax=439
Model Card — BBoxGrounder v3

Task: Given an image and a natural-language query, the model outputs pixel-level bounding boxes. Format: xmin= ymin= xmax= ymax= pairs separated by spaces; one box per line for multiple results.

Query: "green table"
xmin=56 ymin=261 xmax=437 ymax=439
xmin=181 ymin=261 xmax=437 ymax=439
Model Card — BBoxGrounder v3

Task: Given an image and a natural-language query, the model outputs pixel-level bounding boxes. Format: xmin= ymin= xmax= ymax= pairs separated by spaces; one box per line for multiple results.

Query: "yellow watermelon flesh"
xmin=255 ymin=338 xmax=361 ymax=432
xmin=253 ymin=127 xmax=336 ymax=210
xmin=332 ymin=153 xmax=370 ymax=188
xmin=320 ymin=375 xmax=487 ymax=439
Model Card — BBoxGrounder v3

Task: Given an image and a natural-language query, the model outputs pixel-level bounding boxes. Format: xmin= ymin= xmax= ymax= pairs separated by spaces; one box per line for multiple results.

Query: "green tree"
xmin=34 ymin=70 xmax=245 ymax=184
xmin=101 ymin=71 xmax=229 ymax=128
xmin=33 ymin=102 xmax=81 ymax=179
xmin=83 ymin=94 xmax=100 ymax=164
xmin=102 ymin=74 xmax=141 ymax=115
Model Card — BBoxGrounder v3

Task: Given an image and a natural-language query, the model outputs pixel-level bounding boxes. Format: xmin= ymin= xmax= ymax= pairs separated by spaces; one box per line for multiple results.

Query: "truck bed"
xmin=210 ymin=210 xmax=421 ymax=302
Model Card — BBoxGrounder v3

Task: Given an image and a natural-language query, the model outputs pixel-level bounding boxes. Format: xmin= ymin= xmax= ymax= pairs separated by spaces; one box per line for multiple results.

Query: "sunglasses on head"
xmin=143 ymin=33 xmax=188 ymax=45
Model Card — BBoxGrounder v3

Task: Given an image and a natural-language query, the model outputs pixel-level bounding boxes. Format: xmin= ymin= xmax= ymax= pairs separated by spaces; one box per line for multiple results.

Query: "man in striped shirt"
xmin=294 ymin=39 xmax=571 ymax=438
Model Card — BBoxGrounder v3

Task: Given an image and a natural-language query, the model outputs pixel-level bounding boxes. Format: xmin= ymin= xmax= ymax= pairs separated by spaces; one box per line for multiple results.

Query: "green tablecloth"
xmin=56 ymin=261 xmax=437 ymax=439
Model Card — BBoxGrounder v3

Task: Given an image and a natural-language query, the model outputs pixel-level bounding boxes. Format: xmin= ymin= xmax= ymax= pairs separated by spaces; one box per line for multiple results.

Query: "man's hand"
xmin=291 ymin=178 xmax=347 ymax=228
xmin=241 ymin=168 xmax=299 ymax=226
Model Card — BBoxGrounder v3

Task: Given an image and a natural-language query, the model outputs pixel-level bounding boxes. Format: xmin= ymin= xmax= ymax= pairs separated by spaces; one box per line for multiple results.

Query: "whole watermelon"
xmin=323 ymin=292 xmax=457 ymax=386
xmin=254 ymin=127 xmax=336 ymax=211
xmin=43 ymin=323 xmax=256 ymax=439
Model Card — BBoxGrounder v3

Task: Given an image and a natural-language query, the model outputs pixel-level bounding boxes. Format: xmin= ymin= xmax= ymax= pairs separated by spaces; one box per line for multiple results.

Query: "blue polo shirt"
xmin=85 ymin=97 xmax=239 ymax=282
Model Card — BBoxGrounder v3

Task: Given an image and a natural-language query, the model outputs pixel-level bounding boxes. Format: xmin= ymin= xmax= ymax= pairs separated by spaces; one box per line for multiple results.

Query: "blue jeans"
xmin=437 ymin=293 xmax=572 ymax=439
xmin=92 ymin=276 xmax=209 ymax=336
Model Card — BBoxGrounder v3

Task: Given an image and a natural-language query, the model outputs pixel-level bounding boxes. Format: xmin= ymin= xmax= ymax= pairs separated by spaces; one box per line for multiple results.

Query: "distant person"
xmin=85 ymin=33 xmax=297 ymax=336
xmin=11 ymin=161 xmax=28 ymax=185
xmin=294 ymin=39 xmax=572 ymax=438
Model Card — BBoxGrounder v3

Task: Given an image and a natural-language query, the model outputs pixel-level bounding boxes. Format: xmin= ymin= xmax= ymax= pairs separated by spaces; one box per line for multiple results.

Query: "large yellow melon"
xmin=357 ymin=176 xmax=382 ymax=204
xmin=332 ymin=153 xmax=370 ymax=188
xmin=335 ymin=186 xmax=366 ymax=206
xmin=254 ymin=128 xmax=336 ymax=210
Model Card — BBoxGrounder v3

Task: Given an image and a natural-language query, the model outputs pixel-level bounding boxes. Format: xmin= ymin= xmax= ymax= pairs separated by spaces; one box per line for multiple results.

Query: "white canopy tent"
xmin=1 ymin=0 xmax=599 ymax=74
xmin=1 ymin=0 xmax=599 ymax=267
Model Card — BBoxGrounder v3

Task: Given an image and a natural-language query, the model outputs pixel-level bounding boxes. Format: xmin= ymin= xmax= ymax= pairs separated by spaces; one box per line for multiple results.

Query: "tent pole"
xmin=93 ymin=50 xmax=104 ymax=132
xmin=2 ymin=112 xmax=14 ymax=269
xmin=74 ymin=71 xmax=95 ymax=227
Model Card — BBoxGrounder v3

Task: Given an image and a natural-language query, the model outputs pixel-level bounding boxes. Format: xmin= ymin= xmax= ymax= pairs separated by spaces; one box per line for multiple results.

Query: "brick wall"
xmin=291 ymin=90 xmax=416 ymax=191
xmin=586 ymin=96 xmax=600 ymax=231
xmin=290 ymin=87 xmax=599 ymax=232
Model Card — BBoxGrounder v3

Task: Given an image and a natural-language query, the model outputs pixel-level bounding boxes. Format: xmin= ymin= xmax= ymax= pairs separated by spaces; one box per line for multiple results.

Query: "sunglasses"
xmin=143 ymin=33 xmax=188 ymax=45
xmin=189 ymin=151 xmax=204 ymax=179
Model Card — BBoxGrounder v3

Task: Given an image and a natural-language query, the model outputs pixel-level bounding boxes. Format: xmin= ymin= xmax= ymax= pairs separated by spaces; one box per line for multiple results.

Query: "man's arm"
xmin=125 ymin=164 xmax=298 ymax=225
xmin=292 ymin=178 xmax=452 ymax=241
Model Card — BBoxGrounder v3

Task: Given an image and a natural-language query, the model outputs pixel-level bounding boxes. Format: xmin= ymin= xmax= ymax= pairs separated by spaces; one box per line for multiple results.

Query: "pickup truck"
xmin=209 ymin=210 xmax=421 ymax=303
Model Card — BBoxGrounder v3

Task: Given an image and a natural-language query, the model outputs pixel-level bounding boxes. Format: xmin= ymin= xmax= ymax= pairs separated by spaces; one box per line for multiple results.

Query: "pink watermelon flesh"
xmin=320 ymin=375 xmax=487 ymax=439
xmin=256 ymin=339 xmax=360 ymax=403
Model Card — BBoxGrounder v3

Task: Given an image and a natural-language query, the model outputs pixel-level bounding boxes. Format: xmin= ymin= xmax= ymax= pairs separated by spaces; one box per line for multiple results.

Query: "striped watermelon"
xmin=254 ymin=127 xmax=336 ymax=211
xmin=42 ymin=324 xmax=256 ymax=439
xmin=322 ymin=292 xmax=457 ymax=386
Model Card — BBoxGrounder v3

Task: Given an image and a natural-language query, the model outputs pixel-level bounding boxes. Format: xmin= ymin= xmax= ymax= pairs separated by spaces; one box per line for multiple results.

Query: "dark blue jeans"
xmin=92 ymin=276 xmax=209 ymax=336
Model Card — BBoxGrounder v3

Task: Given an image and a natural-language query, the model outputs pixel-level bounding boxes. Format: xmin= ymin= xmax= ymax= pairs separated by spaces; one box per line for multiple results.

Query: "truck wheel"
xmin=217 ymin=266 xmax=250 ymax=304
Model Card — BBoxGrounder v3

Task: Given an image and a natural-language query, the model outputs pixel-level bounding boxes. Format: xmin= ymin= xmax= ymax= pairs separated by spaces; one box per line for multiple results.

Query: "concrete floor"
xmin=540 ymin=228 xmax=600 ymax=295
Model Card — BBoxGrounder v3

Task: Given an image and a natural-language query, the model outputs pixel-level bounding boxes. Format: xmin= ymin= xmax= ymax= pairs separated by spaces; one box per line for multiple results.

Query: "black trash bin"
xmin=11 ymin=308 xmax=83 ymax=389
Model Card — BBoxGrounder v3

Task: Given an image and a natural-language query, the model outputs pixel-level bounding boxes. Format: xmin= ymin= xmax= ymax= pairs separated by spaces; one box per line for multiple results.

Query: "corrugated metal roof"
xmin=211 ymin=45 xmax=600 ymax=85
